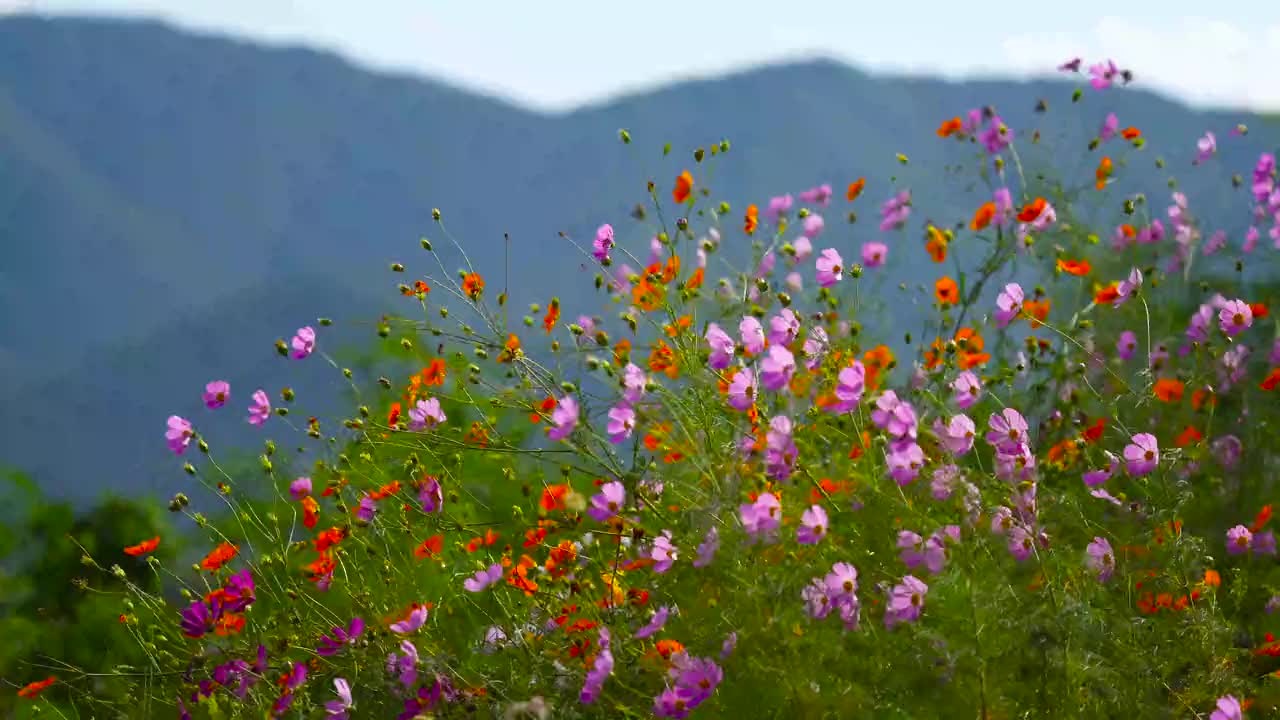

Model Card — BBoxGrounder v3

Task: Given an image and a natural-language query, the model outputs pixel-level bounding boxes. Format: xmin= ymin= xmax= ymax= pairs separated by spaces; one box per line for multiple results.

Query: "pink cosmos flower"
xmin=408 ymin=397 xmax=447 ymax=431
xmin=740 ymin=493 xmax=781 ymax=542
xmin=247 ymin=389 xmax=271 ymax=426
xmin=1098 ymin=112 xmax=1119 ymax=142
xmin=767 ymin=308 xmax=801 ymax=346
xmin=1008 ymin=525 xmax=1035 ymax=561
xmin=799 ymin=184 xmax=833 ymax=207
xmin=587 ymin=481 xmax=626 ymax=522
xmin=861 ymin=242 xmax=888 ymax=268
xmin=952 ymin=371 xmax=982 ymax=409
xmin=390 ymin=605 xmax=428 ymax=634
xmin=693 ymin=527 xmax=719 ymax=568
xmin=994 ymin=283 xmax=1024 ymax=328
xmin=705 ymin=323 xmax=736 ymax=369
xmin=1123 ymin=433 xmax=1159 ymax=476
xmin=1209 ymin=695 xmax=1243 ymax=720
xmin=419 ymin=476 xmax=443 ymax=513
xmin=634 ymin=606 xmax=671 ymax=640
xmin=463 ymin=564 xmax=504 ymax=592
xmin=792 ymin=235 xmax=813 ymax=261
xmin=1085 ymin=537 xmax=1115 ymax=583
xmin=797 ymin=505 xmax=829 ymax=545
xmin=1194 ymin=131 xmax=1217 ymax=164
xmin=765 ymin=194 xmax=794 ymax=222
xmin=727 ymin=368 xmax=757 ymax=411
xmin=1226 ymin=525 xmax=1253 ymax=556
xmin=651 ymin=531 xmax=678 ymax=573
xmin=739 ymin=316 xmax=766 ymax=355
xmin=884 ymin=575 xmax=928 ymax=628
xmin=1114 ymin=267 xmax=1142 ymax=307
xmin=786 ymin=271 xmax=804 ymax=292
xmin=986 ymin=408 xmax=1029 ymax=454
xmin=289 ymin=477 xmax=313 ymax=500
xmin=803 ymin=327 xmax=830 ymax=370
xmin=291 ymin=326 xmax=316 ymax=359
xmin=592 ymin=224 xmax=615 ymax=262
xmin=325 ymin=678 xmax=354 ymax=720
xmin=1058 ymin=57 xmax=1082 ymax=72
xmin=802 ymin=213 xmax=825 ymax=239
xmin=547 ymin=395 xmax=579 ymax=441
xmin=886 ymin=442 xmax=925 ymax=485
xmin=606 ymin=404 xmax=636 ymax=444
xmin=166 ymin=415 xmax=194 ymax=455
xmin=759 ymin=345 xmax=796 ymax=391
xmin=203 ymin=380 xmax=230 ymax=409
xmin=815 ymin=248 xmax=844 ymax=287
xmin=622 ymin=363 xmax=647 ymax=403
xmin=825 ymin=362 xmax=865 ymax=414
xmin=936 ymin=414 xmax=976 ymax=456
xmin=1116 ymin=330 xmax=1137 ymax=360
xmin=1218 ymin=299 xmax=1253 ymax=336
xmin=1088 ymin=59 xmax=1118 ymax=90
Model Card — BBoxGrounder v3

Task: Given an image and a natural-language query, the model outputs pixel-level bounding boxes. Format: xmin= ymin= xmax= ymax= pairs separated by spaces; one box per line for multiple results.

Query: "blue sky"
xmin=5 ymin=0 xmax=1280 ymax=112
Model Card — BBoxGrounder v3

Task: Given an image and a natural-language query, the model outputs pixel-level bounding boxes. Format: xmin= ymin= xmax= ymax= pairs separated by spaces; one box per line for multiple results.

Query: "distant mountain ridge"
xmin=1 ymin=15 xmax=1276 ymax=502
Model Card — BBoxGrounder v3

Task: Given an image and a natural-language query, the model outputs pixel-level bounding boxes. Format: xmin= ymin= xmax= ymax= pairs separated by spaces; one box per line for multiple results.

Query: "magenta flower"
xmin=759 ymin=344 xmax=796 ymax=391
xmin=765 ymin=194 xmax=794 ymax=222
xmin=419 ymin=476 xmax=442 ymax=513
xmin=291 ymin=326 xmax=316 ymax=359
xmin=797 ymin=505 xmax=829 ymax=545
xmin=861 ymin=242 xmax=888 ymax=268
xmin=727 ymin=368 xmax=757 ymax=411
xmin=579 ymin=628 xmax=614 ymax=705
xmin=1058 ymin=57 xmax=1082 ymax=72
xmin=740 ymin=493 xmax=781 ymax=542
xmin=936 ymin=414 xmax=976 ymax=456
xmin=1227 ymin=525 xmax=1253 ymax=556
xmin=289 ymin=477 xmax=312 ymax=500
xmin=1116 ymin=330 xmax=1137 ymax=360
xmin=1008 ymin=526 xmax=1035 ymax=561
xmin=994 ymin=282 xmax=1024 ymax=328
xmin=166 ymin=415 xmax=194 ymax=455
xmin=951 ymin=371 xmax=982 ymax=409
xmin=1088 ymin=59 xmax=1118 ymax=90
xmin=247 ymin=389 xmax=271 ymax=426
xmin=705 ymin=323 xmax=736 ymax=369
xmin=768 ymin=308 xmax=801 ymax=346
xmin=792 ymin=235 xmax=813 ymax=261
xmin=1098 ymin=112 xmax=1119 ymax=142
xmin=1124 ymin=433 xmax=1158 ymax=476
xmin=354 ymin=495 xmax=377 ymax=523
xmin=1194 ymin=131 xmax=1217 ymax=164
xmin=1252 ymin=530 xmax=1276 ymax=556
xmin=316 ymin=617 xmax=365 ymax=657
xmin=815 ymin=248 xmax=844 ymax=287
xmin=547 ymin=395 xmax=579 ymax=441
xmin=986 ymin=408 xmax=1029 ymax=454
xmin=978 ymin=116 xmax=1013 ymax=154
xmin=587 ymin=481 xmax=626 ymax=522
xmin=408 ymin=397 xmax=447 ymax=430
xmin=884 ymin=575 xmax=928 ymax=628
xmin=651 ymin=531 xmax=678 ymax=573
xmin=606 ymin=404 xmax=636 ymax=444
xmin=622 ymin=363 xmax=648 ymax=403
xmin=1210 ymin=695 xmax=1243 ymax=720
xmin=390 ymin=605 xmax=428 ymax=634
xmin=802 ymin=213 xmax=825 ymax=239
xmin=324 ymin=678 xmax=354 ymax=720
xmin=693 ymin=527 xmax=719 ymax=568
xmin=739 ymin=316 xmax=766 ymax=355
xmin=886 ymin=442 xmax=925 ymax=485
xmin=592 ymin=224 xmax=615 ymax=262
xmin=1218 ymin=299 xmax=1253 ymax=336
xmin=803 ymin=327 xmax=830 ymax=370
xmin=203 ymin=380 xmax=230 ymax=409
xmin=464 ymin=564 xmax=504 ymax=592
xmin=993 ymin=187 xmax=1013 ymax=217
xmin=634 ymin=606 xmax=671 ymax=640
xmin=799 ymin=184 xmax=833 ymax=207
xmin=1085 ymin=537 xmax=1115 ymax=583
xmin=879 ymin=190 xmax=911 ymax=231
xmin=825 ymin=362 xmax=865 ymax=414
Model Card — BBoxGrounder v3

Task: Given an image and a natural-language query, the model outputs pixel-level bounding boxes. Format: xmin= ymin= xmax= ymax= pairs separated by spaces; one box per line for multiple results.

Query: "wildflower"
xmin=325 ymin=678 xmax=354 ymax=719
xmin=464 ymin=564 xmax=504 ymax=592
xmin=935 ymin=276 xmax=958 ymax=305
xmin=824 ymin=362 xmax=866 ymax=414
xmin=247 ymin=389 xmax=271 ymax=426
xmin=740 ymin=493 xmax=781 ymax=542
xmin=1089 ymin=59 xmax=1119 ymax=89
xmin=1153 ymin=378 xmax=1184 ymax=403
xmin=1227 ymin=525 xmax=1253 ymax=555
xmin=1086 ymin=537 xmax=1115 ymax=582
xmin=1116 ymin=330 xmax=1137 ymax=360
xmin=767 ymin=308 xmax=801 ymax=346
xmin=861 ymin=242 xmax=888 ymax=268
xmin=800 ymin=184 xmax=833 ymax=207
xmin=705 ymin=323 xmax=735 ymax=369
xmin=201 ymin=542 xmax=239 ymax=572
xmin=1056 ymin=258 xmax=1091 ymax=276
xmin=885 ymin=575 xmax=928 ymax=628
xmin=1253 ymin=531 xmax=1277 ymax=556
xmin=651 ymin=531 xmax=678 ymax=573
xmin=979 ymin=116 xmax=1013 ymax=154
xmin=1123 ymin=433 xmax=1158 ymax=476
xmin=815 ymin=248 xmax=844 ymax=287
xmin=673 ymin=171 xmax=694 ymax=204
xmin=290 ymin=326 xmax=316 ymax=359
xmin=17 ymin=677 xmax=57 ymax=699
xmin=124 ymin=536 xmax=160 ymax=557
xmin=547 ymin=395 xmax=579 ymax=441
xmin=408 ymin=397 xmax=447 ymax=430
xmin=635 ymin=606 xmax=671 ymax=640
xmin=606 ymin=404 xmax=636 ymax=444
xmin=937 ymin=116 xmax=963 ymax=137
xmin=1210 ymin=695 xmax=1243 ymax=720
xmin=739 ymin=316 xmax=766 ymax=355
xmin=846 ymin=178 xmax=866 ymax=202
xmin=202 ymin=380 xmax=231 ymax=409
xmin=886 ymin=442 xmax=925 ymax=485
xmin=797 ymin=505 xmax=829 ymax=545
xmin=803 ymin=213 xmax=825 ymax=238
xmin=952 ymin=371 xmax=982 ymax=409
xmin=587 ymin=481 xmax=626 ymax=522
xmin=593 ymin=224 xmax=614 ymax=262
xmin=994 ymin=283 xmax=1024 ymax=328
xmin=936 ymin=414 xmax=976 ymax=456
xmin=390 ymin=605 xmax=428 ymax=634
xmin=727 ymin=368 xmax=757 ymax=411
xmin=317 ymin=617 xmax=365 ymax=656
xmin=166 ymin=415 xmax=194 ymax=455
xmin=759 ymin=345 xmax=796 ymax=391
xmin=1194 ymin=131 xmax=1217 ymax=164
xmin=1219 ymin=299 xmax=1253 ymax=336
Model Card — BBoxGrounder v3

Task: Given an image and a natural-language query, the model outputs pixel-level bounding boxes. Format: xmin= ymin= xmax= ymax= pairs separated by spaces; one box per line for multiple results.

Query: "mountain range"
xmin=1 ymin=14 xmax=1276 ymax=503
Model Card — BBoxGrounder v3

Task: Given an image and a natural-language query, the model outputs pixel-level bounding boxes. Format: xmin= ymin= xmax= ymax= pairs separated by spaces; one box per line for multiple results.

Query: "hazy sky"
xmin=5 ymin=0 xmax=1280 ymax=112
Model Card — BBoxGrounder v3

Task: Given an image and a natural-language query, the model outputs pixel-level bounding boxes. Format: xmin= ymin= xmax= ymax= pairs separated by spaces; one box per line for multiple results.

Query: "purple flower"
xmin=740 ymin=493 xmax=781 ymax=542
xmin=824 ymin=362 xmax=865 ymax=414
xmin=884 ymin=575 xmax=928 ymax=628
xmin=1227 ymin=524 xmax=1253 ymax=555
xmin=634 ymin=606 xmax=671 ymax=640
xmin=727 ymin=368 xmax=756 ymax=411
xmin=1085 ymin=537 xmax=1115 ymax=583
xmin=815 ymin=248 xmax=844 ymax=287
xmin=951 ymin=371 xmax=982 ymax=409
xmin=1219 ymin=299 xmax=1253 ymax=336
xmin=1059 ymin=57 xmax=1082 ymax=72
xmin=799 ymin=184 xmax=833 ymax=207
xmin=651 ymin=531 xmax=678 ymax=573
xmin=931 ymin=464 xmax=959 ymax=500
xmin=464 ymin=564 xmax=504 ymax=592
xmin=222 ymin=569 xmax=256 ymax=613
xmin=693 ymin=527 xmax=719 ymax=568
xmin=587 ymin=481 xmax=626 ymax=522
xmin=759 ymin=345 xmax=796 ymax=391
xmin=1088 ymin=59 xmax=1118 ymax=90
xmin=879 ymin=190 xmax=911 ymax=231
xmin=579 ymin=628 xmax=614 ymax=704
xmin=203 ymin=380 xmax=230 ymax=409
xmin=547 ymin=395 xmax=579 ymax=441
xmin=1194 ymin=131 xmax=1217 ymax=164
xmin=607 ymin=404 xmax=636 ymax=444
xmin=979 ymin=116 xmax=1013 ymax=154
xmin=797 ymin=505 xmax=829 ymax=545
xmin=1210 ymin=695 xmax=1243 ymax=720
xmin=324 ymin=678 xmax=354 ymax=719
xmin=592 ymin=224 xmax=615 ymax=262
xmin=792 ymin=235 xmax=813 ymax=261
xmin=768 ymin=309 xmax=801 ymax=346
xmin=289 ymin=477 xmax=312 ymax=500
xmin=1008 ymin=526 xmax=1035 ymax=561
xmin=1098 ymin=112 xmax=1119 ymax=142
xmin=247 ymin=389 xmax=271 ymax=426
xmin=986 ymin=408 xmax=1029 ymax=454
xmin=765 ymin=194 xmax=794 ymax=222
xmin=1123 ymin=433 xmax=1159 ymax=476
xmin=390 ymin=605 xmax=428 ymax=634
xmin=886 ymin=442 xmax=925 ymax=485
xmin=408 ymin=397 xmax=447 ymax=430
xmin=802 ymin=213 xmax=825 ymax=239
xmin=705 ymin=323 xmax=735 ymax=369
xmin=936 ymin=414 xmax=976 ymax=456
xmin=355 ymin=495 xmax=377 ymax=523
xmin=1252 ymin=530 xmax=1277 ymax=556
xmin=994 ymin=283 xmax=1024 ymax=328
xmin=622 ymin=363 xmax=647 ymax=403
xmin=861 ymin=242 xmax=888 ymax=268
xmin=1116 ymin=330 xmax=1137 ymax=360
xmin=1114 ymin=267 xmax=1142 ymax=307
xmin=317 ymin=617 xmax=365 ymax=656
xmin=166 ymin=415 xmax=194 ymax=455
xmin=721 ymin=632 xmax=737 ymax=660
xmin=291 ymin=326 xmax=316 ymax=359
xmin=419 ymin=476 xmax=443 ymax=513
xmin=180 ymin=599 xmax=216 ymax=638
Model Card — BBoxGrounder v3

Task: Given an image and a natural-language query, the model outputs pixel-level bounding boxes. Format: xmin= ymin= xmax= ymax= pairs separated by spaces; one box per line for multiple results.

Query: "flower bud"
xmin=619 ymin=129 xmax=631 ymax=144
xmin=431 ymin=208 xmax=441 ymax=221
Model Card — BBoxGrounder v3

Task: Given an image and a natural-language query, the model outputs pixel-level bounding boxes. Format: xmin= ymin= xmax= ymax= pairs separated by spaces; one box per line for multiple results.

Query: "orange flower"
xmin=744 ymin=204 xmax=759 ymax=234
xmin=124 ymin=536 xmax=160 ymax=557
xmin=935 ymin=276 xmax=958 ymax=305
xmin=663 ymin=315 xmax=693 ymax=337
xmin=302 ymin=496 xmax=319 ymax=529
xmin=954 ymin=327 xmax=991 ymax=369
xmin=18 ymin=677 xmax=57 ymax=699
xmin=1251 ymin=505 xmax=1273 ymax=533
xmin=507 ymin=555 xmax=539 ymax=595
xmin=925 ymin=225 xmax=948 ymax=263
xmin=1082 ymin=418 xmax=1106 ymax=443
xmin=1017 ymin=198 xmax=1047 ymax=222
xmin=214 ymin=612 xmax=246 ymax=636
xmin=543 ymin=299 xmax=560 ymax=334
xmin=936 ymin=116 xmax=963 ymax=137
xmin=1174 ymin=425 xmax=1202 ymax=447
xmin=387 ymin=401 xmax=402 ymax=426
xmin=673 ymin=171 xmax=694 ymax=204
xmin=466 ymin=529 xmax=501 ymax=553
xmin=970 ymin=202 xmax=996 ymax=231
xmin=200 ymin=542 xmax=239 ymax=572
xmin=662 ymin=255 xmax=681 ymax=284
xmin=1262 ymin=367 xmax=1280 ymax=391
xmin=613 ymin=338 xmax=631 ymax=366
xmin=540 ymin=484 xmax=571 ymax=512
xmin=1121 ymin=127 xmax=1141 ymax=140
xmin=423 ymin=358 xmax=447 ymax=386
xmin=1119 ymin=224 xmax=1136 ymax=238
xmin=413 ymin=280 xmax=431 ymax=295
xmin=1022 ymin=299 xmax=1050 ymax=328
xmin=1153 ymin=378 xmax=1185 ymax=403
xmin=685 ymin=266 xmax=705 ymax=290
xmin=1095 ymin=156 xmax=1113 ymax=190
xmin=632 ymin=278 xmax=663 ymax=312
xmin=654 ymin=639 xmax=686 ymax=659
xmin=466 ymin=420 xmax=490 ymax=447
xmin=1191 ymin=387 xmax=1216 ymax=410
xmin=462 ymin=272 xmax=484 ymax=300
xmin=498 ymin=333 xmax=522 ymax=363
xmin=862 ymin=345 xmax=895 ymax=389
xmin=314 ymin=526 xmax=347 ymax=552
xmin=1093 ymin=283 xmax=1120 ymax=305
xmin=1251 ymin=302 xmax=1269 ymax=319
xmin=846 ymin=178 xmax=866 ymax=202
xmin=370 ymin=480 xmax=402 ymax=500
xmin=648 ymin=340 xmax=679 ymax=379
xmin=1203 ymin=569 xmax=1221 ymax=588
xmin=1056 ymin=258 xmax=1091 ymax=276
